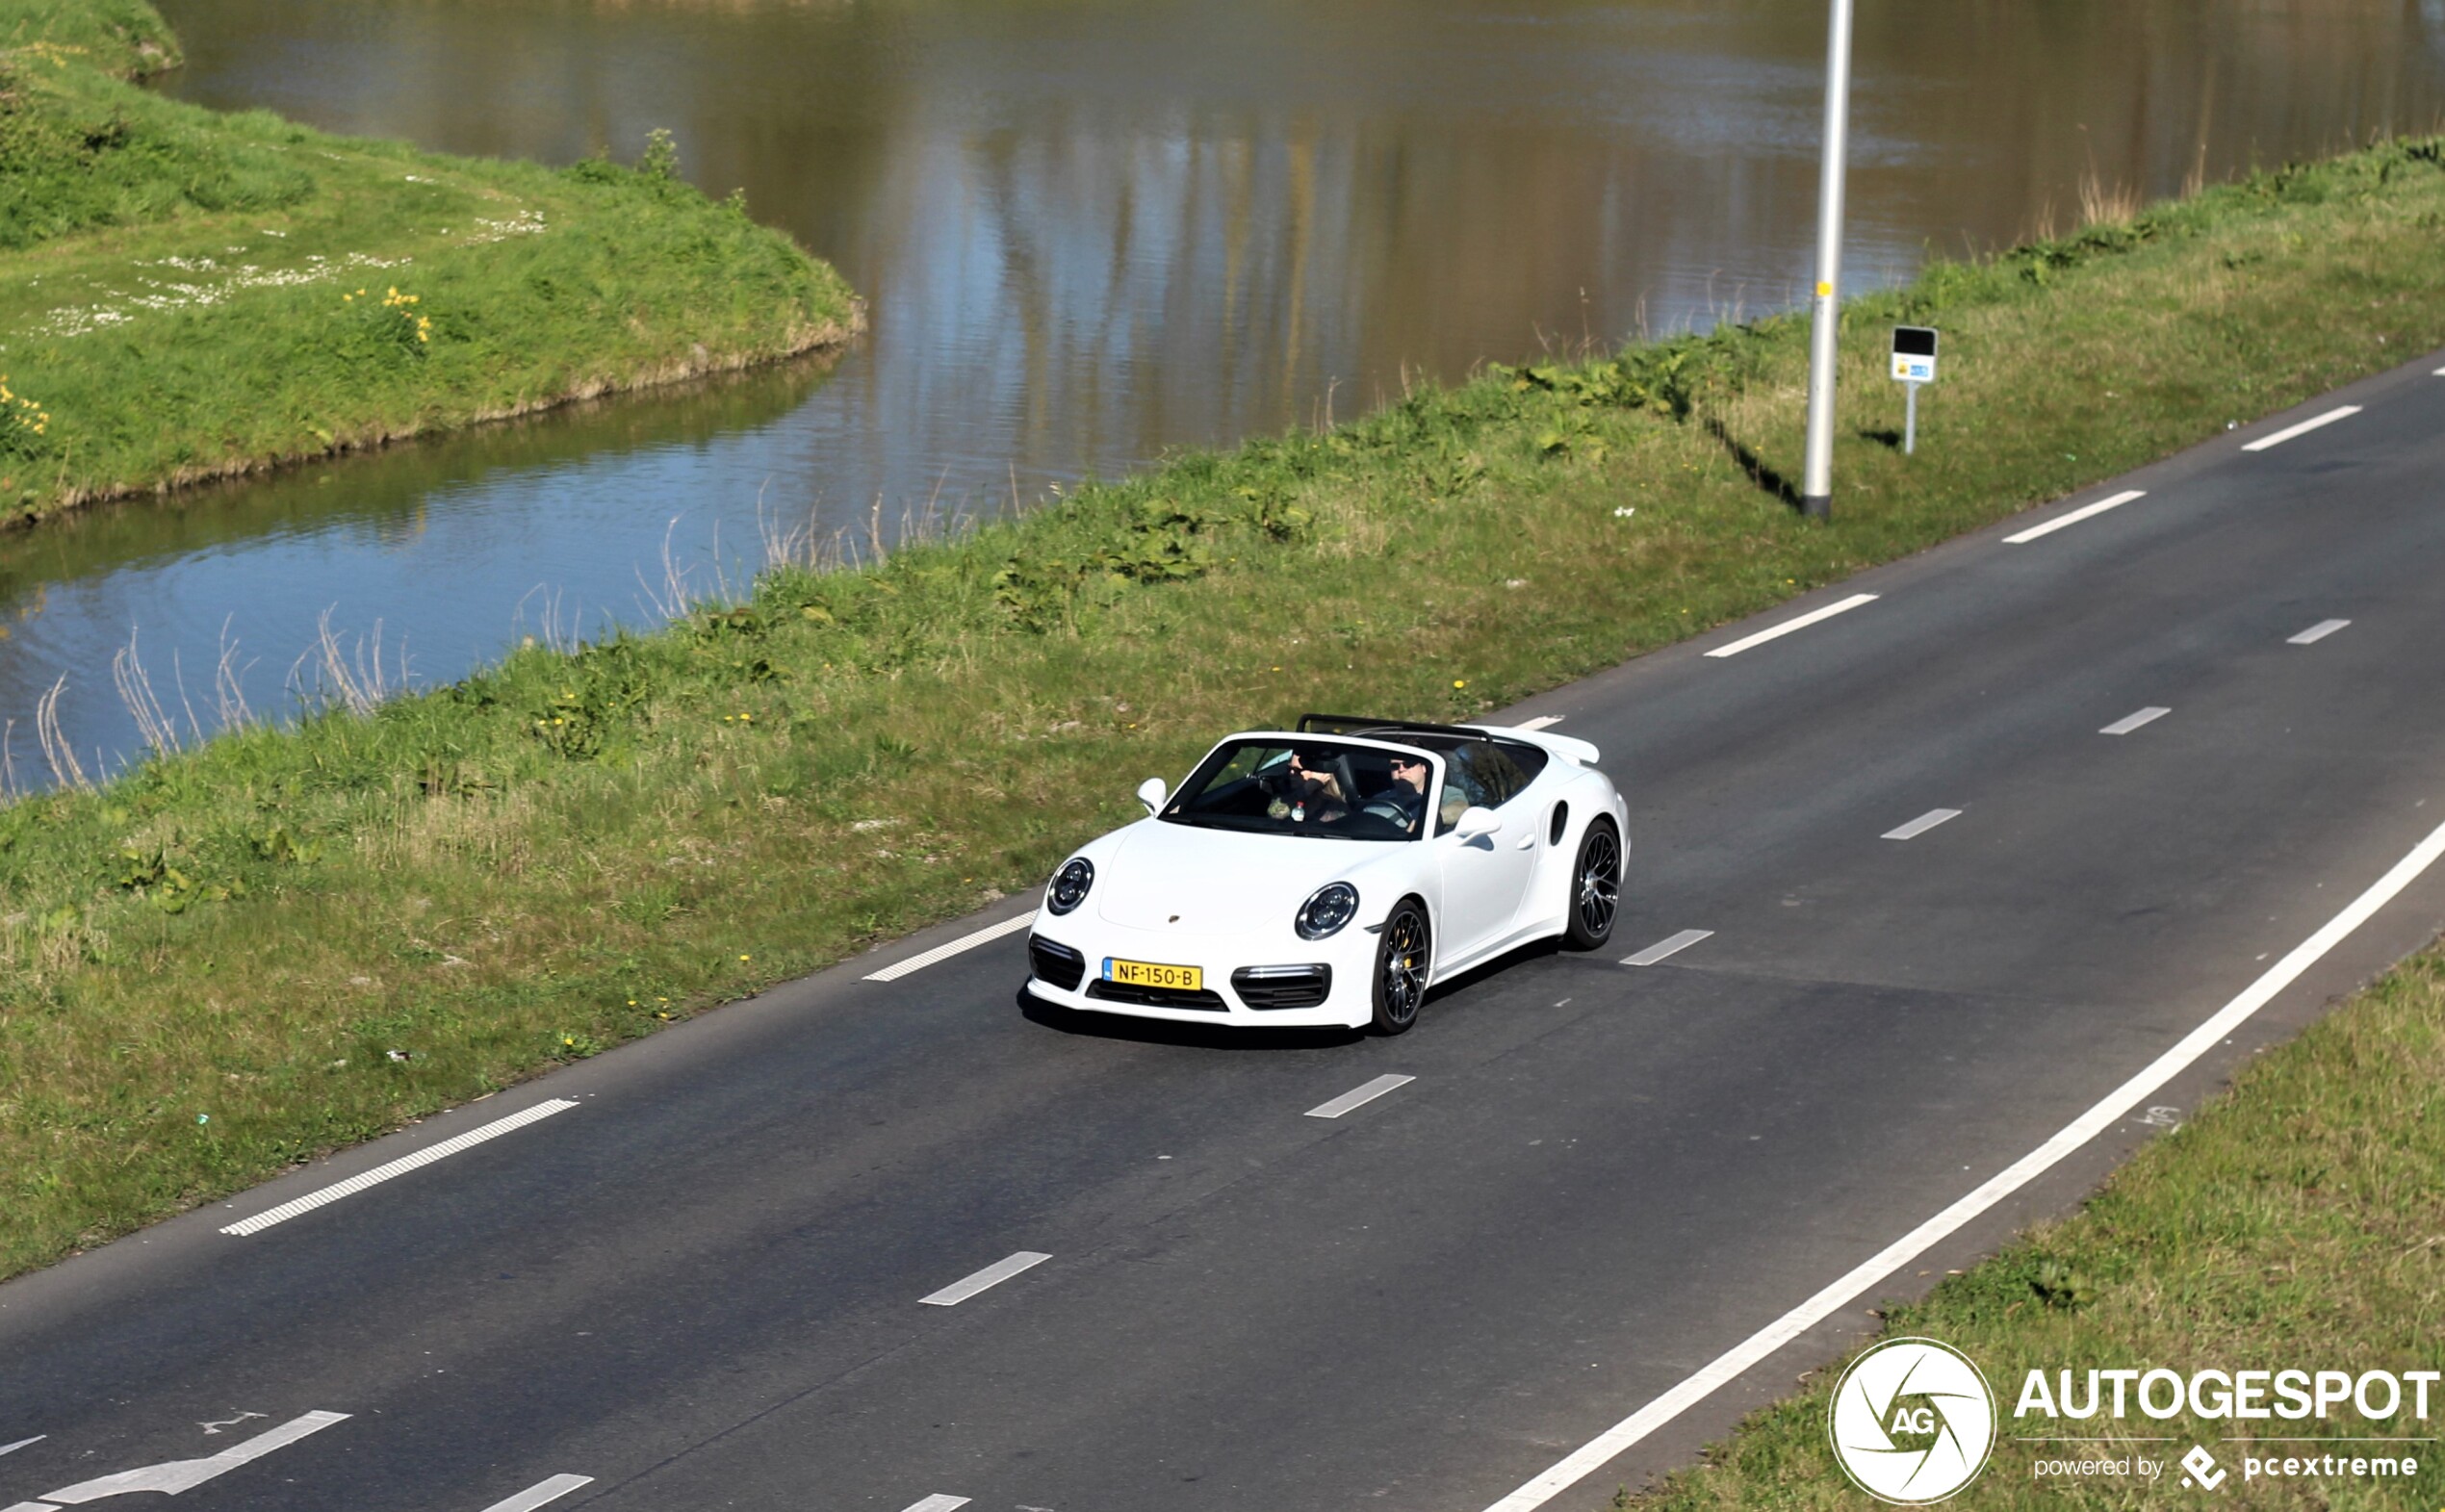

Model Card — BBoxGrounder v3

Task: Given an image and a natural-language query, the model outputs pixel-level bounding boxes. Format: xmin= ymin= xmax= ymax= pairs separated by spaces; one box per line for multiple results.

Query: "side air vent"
xmin=1027 ymin=935 xmax=1086 ymax=991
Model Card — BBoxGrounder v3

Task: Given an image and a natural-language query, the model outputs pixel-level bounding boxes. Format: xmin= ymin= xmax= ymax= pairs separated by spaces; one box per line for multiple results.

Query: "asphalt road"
xmin=5 ymin=353 xmax=2445 ymax=1512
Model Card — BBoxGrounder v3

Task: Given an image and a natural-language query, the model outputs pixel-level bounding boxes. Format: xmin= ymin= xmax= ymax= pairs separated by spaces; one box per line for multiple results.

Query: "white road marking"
xmin=2287 ymin=618 xmax=2351 ymax=645
xmin=2099 ymin=706 xmax=2171 ymax=735
xmin=2241 ymin=403 xmax=2360 ymax=451
xmin=1882 ymin=808 xmax=1962 ymax=840
xmin=221 ymin=1101 xmax=578 ymax=1236
xmin=34 ymin=1412 xmax=347 ymax=1502
xmin=0 ymin=1499 xmax=53 ymax=1511
xmin=1511 ymin=715 xmax=1565 ymax=731
xmin=864 ymin=911 xmax=1039 ymax=982
xmin=1703 ymin=594 xmax=1877 ymax=658
xmin=1480 ymin=815 xmax=2445 ymax=1512
xmin=2002 ymin=489 xmax=2145 ymax=544
xmin=1621 ymin=929 xmax=1713 ymax=966
xmin=0 ymin=1440 xmax=39 ymax=1460
xmin=919 ymin=1251 xmax=1052 ymax=1306
xmin=1304 ymin=1073 xmax=1416 ymax=1119
xmin=476 ymin=1475 xmax=594 ymax=1512
xmin=899 ymin=1498 xmax=972 ymax=1512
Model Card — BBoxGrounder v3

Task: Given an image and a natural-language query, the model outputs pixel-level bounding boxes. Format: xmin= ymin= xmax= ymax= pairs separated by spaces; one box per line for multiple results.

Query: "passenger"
xmin=1269 ymin=747 xmax=1351 ymax=823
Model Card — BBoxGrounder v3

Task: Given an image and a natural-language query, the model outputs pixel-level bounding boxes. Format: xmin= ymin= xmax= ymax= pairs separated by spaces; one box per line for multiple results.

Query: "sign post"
xmin=1890 ymin=325 xmax=1938 ymax=455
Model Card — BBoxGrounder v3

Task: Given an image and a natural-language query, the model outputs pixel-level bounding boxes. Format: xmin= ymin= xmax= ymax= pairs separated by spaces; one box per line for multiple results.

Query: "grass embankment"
xmin=4 ymin=135 xmax=2445 ymax=1278
xmin=1611 ymin=945 xmax=2445 ymax=1512
xmin=0 ymin=0 xmax=860 ymax=525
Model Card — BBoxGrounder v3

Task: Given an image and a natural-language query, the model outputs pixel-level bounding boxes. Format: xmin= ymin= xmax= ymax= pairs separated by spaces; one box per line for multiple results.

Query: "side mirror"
xmin=1454 ymin=805 xmax=1502 ymax=842
xmin=1137 ymin=777 xmax=1168 ymax=815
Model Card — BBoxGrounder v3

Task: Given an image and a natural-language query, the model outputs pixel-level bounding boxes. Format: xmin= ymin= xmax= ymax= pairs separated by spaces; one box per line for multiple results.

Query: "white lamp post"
xmin=1800 ymin=0 xmax=1855 ymax=519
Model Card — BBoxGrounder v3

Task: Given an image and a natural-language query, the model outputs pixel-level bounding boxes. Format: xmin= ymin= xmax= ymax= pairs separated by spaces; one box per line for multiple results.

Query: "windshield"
xmin=1160 ymin=738 xmax=1429 ymax=841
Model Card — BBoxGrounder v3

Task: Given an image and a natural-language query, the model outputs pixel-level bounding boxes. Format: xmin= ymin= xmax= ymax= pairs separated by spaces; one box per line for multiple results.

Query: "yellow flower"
xmin=1453 ymin=679 xmax=1467 ymax=689
xmin=738 ymin=954 xmax=751 ymax=961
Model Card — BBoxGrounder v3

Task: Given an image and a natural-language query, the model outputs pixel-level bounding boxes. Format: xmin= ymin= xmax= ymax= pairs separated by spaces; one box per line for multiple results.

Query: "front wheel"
xmin=1371 ymin=900 xmax=1431 ymax=1036
xmin=1562 ymin=820 xmax=1622 ymax=950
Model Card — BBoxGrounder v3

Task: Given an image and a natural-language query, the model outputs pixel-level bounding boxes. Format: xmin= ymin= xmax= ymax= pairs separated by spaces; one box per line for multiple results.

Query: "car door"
xmin=1432 ymin=743 xmax=1539 ymax=961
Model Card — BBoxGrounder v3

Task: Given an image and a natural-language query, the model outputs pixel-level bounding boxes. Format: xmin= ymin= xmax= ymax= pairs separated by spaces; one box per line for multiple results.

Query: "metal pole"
xmin=1904 ymin=380 xmax=1917 ymax=455
xmin=1799 ymin=0 xmax=1855 ymax=519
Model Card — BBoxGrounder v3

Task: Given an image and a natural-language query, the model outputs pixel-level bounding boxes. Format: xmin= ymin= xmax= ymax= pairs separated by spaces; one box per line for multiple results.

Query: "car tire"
xmin=1370 ymin=900 xmax=1431 ymax=1036
xmin=1562 ymin=819 xmax=1622 ymax=950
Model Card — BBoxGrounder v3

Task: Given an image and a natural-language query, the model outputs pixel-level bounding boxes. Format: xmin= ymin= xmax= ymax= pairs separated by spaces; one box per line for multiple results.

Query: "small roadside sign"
xmin=1891 ymin=325 xmax=1938 ymax=383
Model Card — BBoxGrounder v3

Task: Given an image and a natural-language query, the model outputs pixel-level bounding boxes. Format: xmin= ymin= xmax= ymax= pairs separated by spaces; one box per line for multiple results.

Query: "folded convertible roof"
xmin=1297 ymin=712 xmax=1505 ymax=742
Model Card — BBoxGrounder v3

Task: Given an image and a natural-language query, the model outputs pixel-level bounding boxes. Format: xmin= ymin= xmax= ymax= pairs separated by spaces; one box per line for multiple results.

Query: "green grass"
xmin=0 ymin=0 xmax=859 ymax=524
xmin=4 ymin=131 xmax=2445 ymax=1279
xmin=1609 ymin=943 xmax=2445 ymax=1512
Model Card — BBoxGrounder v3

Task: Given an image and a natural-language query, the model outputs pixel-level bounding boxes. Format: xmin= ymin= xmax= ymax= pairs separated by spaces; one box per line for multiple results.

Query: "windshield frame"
xmin=1157 ymin=732 xmax=1442 ymax=843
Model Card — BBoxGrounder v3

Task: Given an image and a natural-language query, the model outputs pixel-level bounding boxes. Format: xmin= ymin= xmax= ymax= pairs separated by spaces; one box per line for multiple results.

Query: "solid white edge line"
xmin=0 ymin=1438 xmax=40 ymax=1459
xmin=1702 ymin=594 xmax=1878 ymax=659
xmin=1480 ymin=815 xmax=2445 ymax=1512
xmin=1304 ymin=1073 xmax=1417 ymax=1119
xmin=919 ymin=1250 xmax=1052 ymax=1306
xmin=1513 ymin=716 xmax=1565 ymax=731
xmin=1621 ymin=929 xmax=1713 ymax=967
xmin=899 ymin=1497 xmax=973 ymax=1512
xmin=2099 ymin=706 xmax=2172 ymax=735
xmin=476 ymin=1474 xmax=594 ymax=1512
xmin=2240 ymin=404 xmax=2361 ymax=451
xmin=2287 ymin=619 xmax=2351 ymax=646
xmin=2002 ymin=489 xmax=2146 ymax=544
xmin=865 ymin=910 xmax=1040 ymax=982
xmin=221 ymin=1101 xmax=579 ymax=1236
xmin=1881 ymin=808 xmax=1963 ymax=841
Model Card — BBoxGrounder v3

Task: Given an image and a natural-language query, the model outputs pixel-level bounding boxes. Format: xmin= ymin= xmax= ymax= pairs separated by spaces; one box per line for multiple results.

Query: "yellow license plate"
xmin=1103 ymin=958 xmax=1203 ymax=991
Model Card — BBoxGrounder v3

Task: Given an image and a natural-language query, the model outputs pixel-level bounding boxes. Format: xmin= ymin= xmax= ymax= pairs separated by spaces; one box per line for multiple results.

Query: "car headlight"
xmin=1296 ymin=882 xmax=1359 ymax=940
xmin=1046 ymin=858 xmax=1094 ymax=915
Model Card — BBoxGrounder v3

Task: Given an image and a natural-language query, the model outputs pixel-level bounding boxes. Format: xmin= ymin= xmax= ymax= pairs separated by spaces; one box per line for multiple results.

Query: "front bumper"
xmin=1024 ymin=924 xmax=1377 ymax=1029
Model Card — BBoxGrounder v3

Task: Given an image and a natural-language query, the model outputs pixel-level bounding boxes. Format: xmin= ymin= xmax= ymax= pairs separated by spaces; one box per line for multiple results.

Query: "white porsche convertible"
xmin=1024 ymin=714 xmax=1629 ymax=1035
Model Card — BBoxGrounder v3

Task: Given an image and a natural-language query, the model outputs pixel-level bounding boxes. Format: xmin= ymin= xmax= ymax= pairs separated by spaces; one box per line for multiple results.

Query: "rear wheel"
xmin=1562 ymin=820 xmax=1621 ymax=950
xmin=1371 ymin=901 xmax=1430 ymax=1036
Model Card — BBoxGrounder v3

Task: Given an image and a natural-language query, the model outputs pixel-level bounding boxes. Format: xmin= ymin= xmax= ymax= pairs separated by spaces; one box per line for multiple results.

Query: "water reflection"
xmin=3 ymin=0 xmax=2439 ymax=783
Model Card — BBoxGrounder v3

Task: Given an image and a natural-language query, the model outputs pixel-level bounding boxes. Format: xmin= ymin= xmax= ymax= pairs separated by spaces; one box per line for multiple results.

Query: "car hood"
xmin=1093 ymin=821 xmax=1403 ymax=935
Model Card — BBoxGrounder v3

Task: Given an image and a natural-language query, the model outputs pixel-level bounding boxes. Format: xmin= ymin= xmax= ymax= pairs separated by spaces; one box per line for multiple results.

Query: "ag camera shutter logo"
xmin=1827 ymin=1338 xmax=1997 ymax=1503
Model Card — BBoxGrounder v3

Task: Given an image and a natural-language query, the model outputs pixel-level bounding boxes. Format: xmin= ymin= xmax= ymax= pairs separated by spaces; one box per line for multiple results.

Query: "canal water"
xmin=4 ymin=0 xmax=2440 ymax=784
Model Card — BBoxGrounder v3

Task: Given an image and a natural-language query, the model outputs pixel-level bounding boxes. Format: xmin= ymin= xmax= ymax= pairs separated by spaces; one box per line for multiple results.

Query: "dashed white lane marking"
xmin=1481 ymin=814 xmax=2445 ymax=1512
xmin=2241 ymin=403 xmax=2361 ymax=451
xmin=2002 ymin=489 xmax=2145 ymax=544
xmin=2099 ymin=706 xmax=2171 ymax=735
xmin=1882 ymin=808 xmax=1962 ymax=840
xmin=920 ymin=1251 xmax=1052 ymax=1306
xmin=477 ymin=1474 xmax=594 ymax=1512
xmin=2287 ymin=618 xmax=2351 ymax=645
xmin=1512 ymin=715 xmax=1565 ymax=731
xmin=864 ymin=911 xmax=1039 ymax=982
xmin=28 ymin=1412 xmax=347 ymax=1502
xmin=1702 ymin=593 xmax=1878 ymax=658
xmin=0 ymin=1439 xmax=39 ymax=1459
xmin=221 ymin=1101 xmax=578 ymax=1236
xmin=1304 ymin=1073 xmax=1416 ymax=1119
xmin=1621 ymin=929 xmax=1713 ymax=966
xmin=899 ymin=1497 xmax=972 ymax=1512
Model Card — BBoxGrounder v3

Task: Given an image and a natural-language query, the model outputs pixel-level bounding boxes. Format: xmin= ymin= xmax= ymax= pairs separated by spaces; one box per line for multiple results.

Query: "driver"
xmin=1359 ymin=752 xmax=1431 ymax=833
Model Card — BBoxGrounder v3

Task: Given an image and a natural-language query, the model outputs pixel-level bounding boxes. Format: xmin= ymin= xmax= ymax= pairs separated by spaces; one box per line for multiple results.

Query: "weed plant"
xmin=3 ymin=132 xmax=2445 ymax=1278
xmin=0 ymin=0 xmax=859 ymax=523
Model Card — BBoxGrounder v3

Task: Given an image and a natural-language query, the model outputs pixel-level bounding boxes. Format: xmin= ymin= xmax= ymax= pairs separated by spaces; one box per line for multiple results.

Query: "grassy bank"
xmin=1610 ymin=941 xmax=2445 ymax=1512
xmin=4 ymin=133 xmax=2445 ymax=1278
xmin=0 ymin=0 xmax=860 ymax=525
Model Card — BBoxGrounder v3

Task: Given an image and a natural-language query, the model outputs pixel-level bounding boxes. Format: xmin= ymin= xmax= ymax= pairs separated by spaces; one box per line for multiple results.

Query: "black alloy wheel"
xmin=1371 ymin=901 xmax=1431 ymax=1036
xmin=1562 ymin=820 xmax=1621 ymax=950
